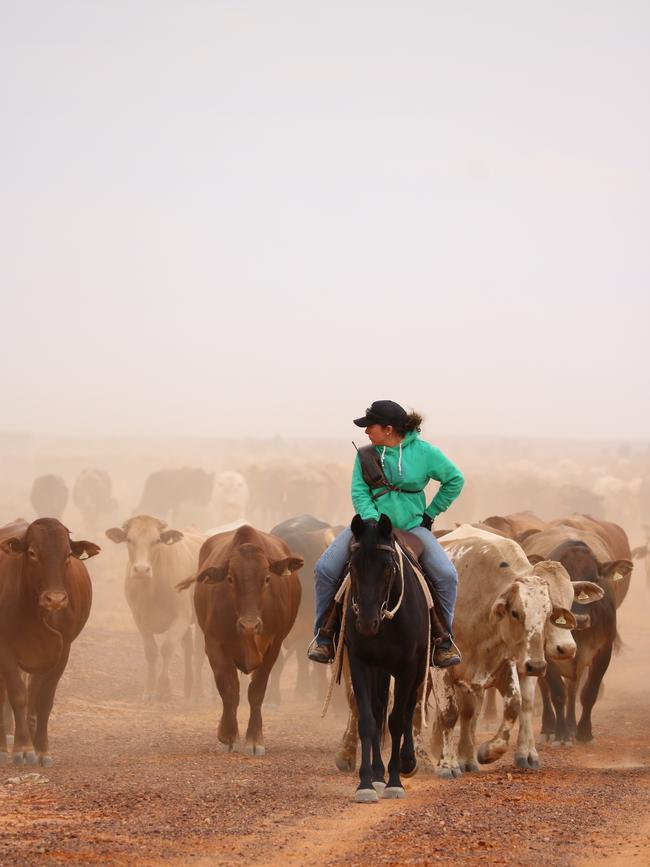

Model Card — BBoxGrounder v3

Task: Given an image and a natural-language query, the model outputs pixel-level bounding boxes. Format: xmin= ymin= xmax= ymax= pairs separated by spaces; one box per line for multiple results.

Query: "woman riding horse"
xmin=309 ymin=399 xmax=464 ymax=667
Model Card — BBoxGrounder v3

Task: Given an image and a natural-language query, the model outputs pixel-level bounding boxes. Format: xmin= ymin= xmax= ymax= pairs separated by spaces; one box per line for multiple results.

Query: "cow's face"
xmin=195 ymin=543 xmax=302 ymax=670
xmin=105 ymin=516 xmax=183 ymax=579
xmin=0 ymin=518 xmax=99 ymax=611
xmin=490 ymin=575 xmax=576 ymax=676
xmin=213 ymin=472 xmax=250 ymax=511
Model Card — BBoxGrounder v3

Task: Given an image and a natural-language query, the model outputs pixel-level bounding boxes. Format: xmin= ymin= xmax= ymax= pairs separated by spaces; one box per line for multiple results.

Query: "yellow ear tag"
xmin=611 ymin=572 xmax=623 ymax=582
xmin=577 ymin=591 xmax=589 ymax=601
xmin=555 ymin=616 xmax=567 ymax=625
xmin=282 ymin=568 xmax=292 ymax=576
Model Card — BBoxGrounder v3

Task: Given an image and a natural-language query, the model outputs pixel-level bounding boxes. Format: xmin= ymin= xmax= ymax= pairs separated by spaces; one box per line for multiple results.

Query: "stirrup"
xmin=307 ymin=635 xmax=335 ymax=664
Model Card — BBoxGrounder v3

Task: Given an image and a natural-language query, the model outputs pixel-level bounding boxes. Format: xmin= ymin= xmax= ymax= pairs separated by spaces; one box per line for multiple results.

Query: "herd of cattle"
xmin=0 ymin=463 xmax=645 ymax=796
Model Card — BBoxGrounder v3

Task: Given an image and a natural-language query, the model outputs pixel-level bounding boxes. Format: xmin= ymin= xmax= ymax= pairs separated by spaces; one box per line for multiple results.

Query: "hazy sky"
xmin=2 ymin=1 xmax=649 ymax=440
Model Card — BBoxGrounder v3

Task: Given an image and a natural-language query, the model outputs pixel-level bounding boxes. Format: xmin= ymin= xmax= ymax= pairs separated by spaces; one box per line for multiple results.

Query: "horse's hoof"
xmin=383 ymin=786 xmax=405 ymax=799
xmin=335 ymin=753 xmax=356 ymax=773
xmin=372 ymin=780 xmax=386 ymax=793
xmin=400 ymin=758 xmax=418 ymax=778
xmin=39 ymin=755 xmax=54 ymax=768
xmin=355 ymin=787 xmax=379 ymax=803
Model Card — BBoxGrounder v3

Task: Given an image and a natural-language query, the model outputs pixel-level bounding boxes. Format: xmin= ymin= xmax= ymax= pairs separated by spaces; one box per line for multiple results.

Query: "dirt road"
xmin=1 ymin=575 xmax=649 ymax=866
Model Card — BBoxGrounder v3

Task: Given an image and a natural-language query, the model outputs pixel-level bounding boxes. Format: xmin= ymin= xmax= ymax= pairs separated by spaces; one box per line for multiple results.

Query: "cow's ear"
xmin=196 ymin=565 xmax=228 ymax=584
xmin=599 ymin=559 xmax=633 ymax=583
xmin=490 ymin=594 xmax=509 ymax=622
xmin=160 ymin=529 xmax=184 ymax=546
xmin=270 ymin=555 xmax=304 ymax=576
xmin=351 ymin=514 xmax=365 ymax=540
xmin=526 ymin=553 xmax=546 ymax=566
xmin=550 ymin=606 xmax=577 ymax=629
xmin=631 ymin=545 xmax=647 ymax=559
xmin=0 ymin=537 xmax=26 ymax=558
xmin=571 ymin=580 xmax=605 ymax=604
xmin=71 ymin=540 xmax=101 ymax=560
xmin=378 ymin=513 xmax=393 ymax=539
xmin=105 ymin=527 xmax=126 ymax=544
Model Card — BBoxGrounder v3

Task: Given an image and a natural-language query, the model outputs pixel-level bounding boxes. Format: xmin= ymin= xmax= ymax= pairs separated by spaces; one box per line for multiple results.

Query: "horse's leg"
xmin=348 ymin=652 xmax=378 ymax=802
xmin=429 ymin=668 xmax=460 ymax=779
xmin=514 ymin=674 xmax=540 ymax=769
xmin=400 ymin=656 xmax=427 ymax=777
xmin=335 ymin=654 xmax=358 ymax=772
xmin=370 ymin=670 xmax=387 ymax=790
xmin=477 ymin=661 xmax=521 ymax=765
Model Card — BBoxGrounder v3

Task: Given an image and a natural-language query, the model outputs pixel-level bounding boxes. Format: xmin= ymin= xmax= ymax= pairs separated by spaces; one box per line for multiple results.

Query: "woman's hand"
xmin=420 ymin=514 xmax=433 ymax=531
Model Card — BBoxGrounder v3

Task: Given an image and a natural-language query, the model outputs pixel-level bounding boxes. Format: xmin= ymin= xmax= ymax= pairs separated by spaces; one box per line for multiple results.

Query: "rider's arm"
xmin=351 ymin=455 xmax=380 ymax=521
xmin=423 ymin=446 xmax=464 ymax=519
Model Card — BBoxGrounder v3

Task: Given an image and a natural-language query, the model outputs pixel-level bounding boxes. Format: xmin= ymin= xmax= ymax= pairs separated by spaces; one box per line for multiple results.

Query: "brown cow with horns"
xmin=0 ymin=518 xmax=99 ymax=766
xmin=179 ymin=525 xmax=302 ymax=756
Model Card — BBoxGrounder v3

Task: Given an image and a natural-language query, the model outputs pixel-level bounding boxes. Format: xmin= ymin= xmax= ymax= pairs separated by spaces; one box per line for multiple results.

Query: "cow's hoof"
xmin=451 ymin=766 xmax=463 ymax=778
xmin=460 ymin=760 xmax=480 ymax=773
xmin=383 ymin=786 xmax=405 ymax=799
xmin=12 ymin=751 xmax=36 ymax=766
xmin=576 ymin=732 xmax=593 ymax=744
xmin=372 ymin=780 xmax=386 ymax=794
xmin=238 ymin=743 xmax=265 ymax=757
xmin=355 ymin=787 xmax=379 ymax=803
xmin=335 ymin=752 xmax=356 ymax=773
xmin=217 ymin=741 xmax=237 ymax=753
xmin=540 ymin=733 xmax=553 ymax=743
xmin=514 ymin=756 xmax=530 ymax=769
xmin=39 ymin=755 xmax=54 ymax=768
xmin=435 ymin=766 xmax=454 ymax=780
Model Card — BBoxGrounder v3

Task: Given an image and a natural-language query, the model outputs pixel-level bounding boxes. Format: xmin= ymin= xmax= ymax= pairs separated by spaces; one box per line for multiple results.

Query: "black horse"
xmin=345 ymin=514 xmax=429 ymax=802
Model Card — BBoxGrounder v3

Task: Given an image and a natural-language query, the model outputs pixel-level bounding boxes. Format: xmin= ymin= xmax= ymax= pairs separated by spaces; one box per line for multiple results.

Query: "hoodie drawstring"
xmin=398 ymin=442 xmax=403 ymax=477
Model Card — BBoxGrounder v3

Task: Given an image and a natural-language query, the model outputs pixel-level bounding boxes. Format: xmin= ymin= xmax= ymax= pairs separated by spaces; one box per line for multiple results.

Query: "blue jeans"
xmin=313 ymin=526 xmax=458 ymax=638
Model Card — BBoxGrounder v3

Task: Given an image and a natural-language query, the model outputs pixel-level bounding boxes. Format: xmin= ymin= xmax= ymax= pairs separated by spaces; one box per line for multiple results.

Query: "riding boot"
xmin=429 ymin=603 xmax=461 ymax=668
xmin=307 ymin=598 xmax=339 ymax=664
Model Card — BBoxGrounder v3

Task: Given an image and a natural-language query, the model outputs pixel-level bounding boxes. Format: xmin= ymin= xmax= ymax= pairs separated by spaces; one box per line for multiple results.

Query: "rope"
xmin=321 ymin=581 xmax=350 ymax=719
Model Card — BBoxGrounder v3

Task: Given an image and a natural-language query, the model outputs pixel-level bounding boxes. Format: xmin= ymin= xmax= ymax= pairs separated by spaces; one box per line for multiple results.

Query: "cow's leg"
xmin=576 ymin=645 xmax=612 ymax=743
xmin=265 ymin=646 xmax=286 ymax=708
xmin=538 ymin=675 xmax=557 ymax=742
xmin=158 ymin=615 xmax=191 ymax=701
xmin=482 ymin=686 xmax=498 ymax=729
xmin=564 ymin=659 xmax=583 ymax=744
xmin=348 ymin=652 xmax=379 ymax=802
xmin=206 ymin=640 xmax=240 ymax=749
xmin=544 ymin=661 xmax=570 ymax=744
xmin=457 ymin=686 xmax=481 ymax=773
xmin=477 ymin=661 xmax=521 ymax=765
xmin=429 ymin=668 xmax=460 ymax=779
xmin=3 ymin=663 xmax=36 ymax=765
xmin=191 ymin=623 xmax=206 ymax=702
xmin=181 ymin=627 xmax=193 ymax=701
xmin=514 ymin=674 xmax=539 ymax=769
xmin=0 ymin=677 xmax=8 ymax=763
xmin=140 ymin=630 xmax=158 ymax=702
xmin=335 ymin=657 xmax=358 ymax=773
xmin=242 ymin=637 xmax=284 ymax=756
xmin=29 ymin=646 xmax=70 ymax=767
xmin=411 ymin=677 xmax=436 ymax=773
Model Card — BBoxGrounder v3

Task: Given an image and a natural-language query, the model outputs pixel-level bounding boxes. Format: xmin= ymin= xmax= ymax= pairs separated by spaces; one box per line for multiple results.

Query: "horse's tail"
xmin=372 ymin=669 xmax=391 ymax=747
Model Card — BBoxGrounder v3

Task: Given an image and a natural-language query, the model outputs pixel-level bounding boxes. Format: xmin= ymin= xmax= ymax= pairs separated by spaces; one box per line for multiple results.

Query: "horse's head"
xmin=349 ymin=513 xmax=398 ymax=636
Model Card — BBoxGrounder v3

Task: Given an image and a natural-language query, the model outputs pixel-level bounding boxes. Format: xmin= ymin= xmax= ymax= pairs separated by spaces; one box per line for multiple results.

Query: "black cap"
xmin=353 ymin=400 xmax=408 ymax=428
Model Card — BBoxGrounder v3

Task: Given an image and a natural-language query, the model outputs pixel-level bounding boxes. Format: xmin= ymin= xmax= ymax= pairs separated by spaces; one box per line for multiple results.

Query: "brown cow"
xmin=0 ymin=519 xmax=99 ymax=766
xmin=186 ymin=525 xmax=302 ymax=755
xmin=527 ymin=514 xmax=634 ymax=608
xmin=481 ymin=511 xmax=549 ymax=543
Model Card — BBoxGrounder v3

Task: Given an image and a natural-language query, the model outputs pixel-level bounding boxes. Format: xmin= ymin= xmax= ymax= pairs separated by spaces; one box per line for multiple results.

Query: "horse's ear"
xmin=378 ymin=513 xmax=393 ymax=539
xmin=351 ymin=514 xmax=365 ymax=540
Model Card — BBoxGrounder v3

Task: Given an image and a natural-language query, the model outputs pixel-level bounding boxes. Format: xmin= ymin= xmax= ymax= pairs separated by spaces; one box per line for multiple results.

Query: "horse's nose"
xmin=237 ymin=617 xmax=263 ymax=635
xmin=356 ymin=617 xmax=380 ymax=637
xmin=39 ymin=591 xmax=69 ymax=610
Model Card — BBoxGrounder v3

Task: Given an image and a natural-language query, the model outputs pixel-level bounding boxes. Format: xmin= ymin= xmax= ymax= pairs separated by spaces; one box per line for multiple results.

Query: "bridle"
xmin=349 ymin=539 xmax=405 ymax=622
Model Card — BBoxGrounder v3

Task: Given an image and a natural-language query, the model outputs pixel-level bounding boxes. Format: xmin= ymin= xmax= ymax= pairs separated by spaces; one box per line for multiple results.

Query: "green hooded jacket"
xmin=351 ymin=431 xmax=464 ymax=531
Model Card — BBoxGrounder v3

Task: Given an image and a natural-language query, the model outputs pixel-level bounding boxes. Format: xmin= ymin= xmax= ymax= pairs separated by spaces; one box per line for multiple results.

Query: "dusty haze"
xmin=2 ymin=1 xmax=649 ymax=440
